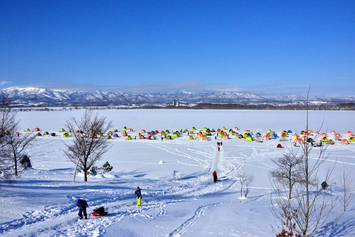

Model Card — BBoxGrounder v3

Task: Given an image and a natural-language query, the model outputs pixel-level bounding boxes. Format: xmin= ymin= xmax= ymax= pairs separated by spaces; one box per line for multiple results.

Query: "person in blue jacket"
xmin=77 ymin=198 xmax=89 ymax=219
xmin=135 ymin=187 xmax=142 ymax=206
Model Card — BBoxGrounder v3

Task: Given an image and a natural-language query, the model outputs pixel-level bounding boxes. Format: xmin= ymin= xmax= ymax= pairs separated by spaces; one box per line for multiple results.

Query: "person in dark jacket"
xmin=213 ymin=171 xmax=218 ymax=183
xmin=77 ymin=199 xmax=89 ymax=219
xmin=135 ymin=187 xmax=142 ymax=206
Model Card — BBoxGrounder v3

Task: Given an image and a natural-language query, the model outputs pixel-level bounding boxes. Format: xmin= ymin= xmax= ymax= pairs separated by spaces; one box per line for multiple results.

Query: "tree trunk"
xmin=84 ymin=170 xmax=87 ymax=182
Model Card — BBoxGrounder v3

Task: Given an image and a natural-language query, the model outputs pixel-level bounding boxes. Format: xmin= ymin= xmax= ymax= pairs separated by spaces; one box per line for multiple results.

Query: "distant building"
xmin=173 ymin=99 xmax=179 ymax=107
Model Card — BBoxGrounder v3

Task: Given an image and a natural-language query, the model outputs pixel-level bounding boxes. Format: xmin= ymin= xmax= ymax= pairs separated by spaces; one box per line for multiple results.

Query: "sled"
xmin=91 ymin=211 xmax=108 ymax=216
xmin=91 ymin=206 xmax=108 ymax=216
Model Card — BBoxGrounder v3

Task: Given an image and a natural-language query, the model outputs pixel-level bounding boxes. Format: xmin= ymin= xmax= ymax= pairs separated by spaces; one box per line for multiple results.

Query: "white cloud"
xmin=0 ymin=80 xmax=11 ymax=86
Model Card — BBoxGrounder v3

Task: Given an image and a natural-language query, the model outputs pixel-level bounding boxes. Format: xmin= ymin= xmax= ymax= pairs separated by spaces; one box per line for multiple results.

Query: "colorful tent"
xmin=223 ymin=135 xmax=229 ymax=140
xmin=34 ymin=128 xmax=40 ymax=131
xmin=188 ymin=136 xmax=194 ymax=140
xmin=276 ymin=144 xmax=283 ymax=148
xmin=140 ymin=129 xmax=146 ymax=133
xmin=113 ymin=134 xmax=119 ymax=138
xmin=340 ymin=139 xmax=349 ymax=144
xmin=166 ymin=135 xmax=172 ymax=140
xmin=63 ymin=133 xmax=69 ymax=137
xmin=245 ymin=136 xmax=253 ymax=141
xmin=25 ymin=128 xmax=30 ymax=132
xmin=321 ymin=137 xmax=329 ymax=143
xmin=60 ymin=128 xmax=65 ymax=132
xmin=262 ymin=135 xmax=270 ymax=140
xmin=127 ymin=128 xmax=133 ymax=132
xmin=126 ymin=135 xmax=132 ymax=140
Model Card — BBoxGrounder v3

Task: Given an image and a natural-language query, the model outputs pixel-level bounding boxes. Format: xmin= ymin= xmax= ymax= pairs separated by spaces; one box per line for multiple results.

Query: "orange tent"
xmin=158 ymin=132 xmax=165 ymax=137
xmin=262 ymin=135 xmax=270 ymax=140
xmin=199 ymin=135 xmax=208 ymax=141
xmin=136 ymin=133 xmax=142 ymax=137
xmin=34 ymin=127 xmax=40 ymax=131
xmin=223 ymin=135 xmax=229 ymax=140
xmin=307 ymin=129 xmax=313 ymax=134
xmin=233 ymin=127 xmax=239 ymax=131
xmin=330 ymin=130 xmax=336 ymax=134
xmin=340 ymin=139 xmax=349 ymax=144
xmin=140 ymin=129 xmax=146 ymax=133
xmin=127 ymin=128 xmax=133 ymax=132
xmin=314 ymin=131 xmax=320 ymax=135
xmin=114 ymin=129 xmax=118 ymax=132
xmin=334 ymin=133 xmax=342 ymax=139
xmin=294 ymin=138 xmax=304 ymax=144
xmin=245 ymin=130 xmax=251 ymax=133
xmin=122 ymin=131 xmax=127 ymax=137
xmin=321 ymin=133 xmax=327 ymax=137
xmin=346 ymin=131 xmax=353 ymax=136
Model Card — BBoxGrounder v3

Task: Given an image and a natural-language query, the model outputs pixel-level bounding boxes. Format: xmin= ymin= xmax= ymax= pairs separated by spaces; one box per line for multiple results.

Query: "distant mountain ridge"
xmin=0 ymin=87 xmax=354 ymax=106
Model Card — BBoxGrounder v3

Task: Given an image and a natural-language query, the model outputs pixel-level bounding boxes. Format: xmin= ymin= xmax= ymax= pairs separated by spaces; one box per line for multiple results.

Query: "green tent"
xmin=322 ymin=137 xmax=329 ymax=142
xmin=188 ymin=136 xmax=194 ymax=140
xmin=60 ymin=128 xmax=65 ymax=132
xmin=126 ymin=135 xmax=132 ymax=140
xmin=245 ymin=136 xmax=253 ymax=141
xmin=63 ymin=133 xmax=69 ymax=137
xmin=166 ymin=135 xmax=172 ymax=140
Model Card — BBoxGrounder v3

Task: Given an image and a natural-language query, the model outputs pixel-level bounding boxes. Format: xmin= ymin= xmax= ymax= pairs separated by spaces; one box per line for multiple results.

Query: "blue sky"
xmin=0 ymin=0 xmax=354 ymax=97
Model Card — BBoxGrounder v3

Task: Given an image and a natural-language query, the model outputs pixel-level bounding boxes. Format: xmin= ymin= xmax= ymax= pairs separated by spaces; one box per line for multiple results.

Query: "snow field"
xmin=0 ymin=109 xmax=355 ymax=236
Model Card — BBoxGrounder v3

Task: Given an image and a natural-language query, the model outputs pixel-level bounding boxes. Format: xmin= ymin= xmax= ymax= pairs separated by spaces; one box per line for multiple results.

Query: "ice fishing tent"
xmin=139 ymin=135 xmax=145 ymax=139
xmin=276 ymin=144 xmax=283 ymax=148
xmin=281 ymin=133 xmax=288 ymax=138
xmin=328 ymin=139 xmax=334 ymax=145
xmin=349 ymin=137 xmax=355 ymax=142
xmin=172 ymin=132 xmax=179 ymax=138
xmin=307 ymin=138 xmax=314 ymax=143
xmin=114 ymin=129 xmax=118 ymax=133
xmin=346 ymin=131 xmax=353 ymax=136
xmin=122 ymin=131 xmax=127 ymax=137
xmin=107 ymin=135 xmax=112 ymax=140
xmin=245 ymin=136 xmax=253 ymax=141
xmin=321 ymin=137 xmax=329 ymax=143
xmin=314 ymin=131 xmax=320 ymax=135
xmin=188 ymin=136 xmax=194 ymax=140
xmin=43 ymin=131 xmax=49 ymax=135
xmin=294 ymin=138 xmax=304 ymax=144
xmin=321 ymin=133 xmax=327 ymax=138
xmin=141 ymin=129 xmax=146 ymax=133
xmin=126 ymin=135 xmax=132 ymax=140
xmin=222 ymin=126 xmax=227 ymax=130
xmin=233 ymin=127 xmax=239 ymax=131
xmin=223 ymin=135 xmax=229 ymax=140
xmin=206 ymin=131 xmax=212 ymax=136
xmin=334 ymin=133 xmax=342 ymax=139
xmin=113 ymin=134 xmax=119 ymax=138
xmin=166 ymin=135 xmax=172 ymax=140
xmin=63 ymin=133 xmax=69 ymax=137
xmin=287 ymin=130 xmax=292 ymax=134
xmin=34 ymin=127 xmax=40 ymax=131
xmin=25 ymin=128 xmax=30 ymax=132
xmin=60 ymin=128 xmax=65 ymax=132
xmin=67 ymin=129 xmax=72 ymax=133
xmin=255 ymin=132 xmax=261 ymax=137
xmin=290 ymin=134 xmax=298 ymax=141
xmin=307 ymin=129 xmax=313 ymax=134
xmin=36 ymin=133 xmax=42 ymax=136
xmin=262 ymin=135 xmax=270 ymax=140
xmin=127 ymin=128 xmax=133 ymax=132
xmin=330 ymin=130 xmax=336 ymax=135
xmin=211 ymin=129 xmax=216 ymax=133
xmin=341 ymin=139 xmax=349 ymax=144
xmin=51 ymin=133 xmax=56 ymax=136
xmin=123 ymin=126 xmax=127 ymax=130
xmin=108 ymin=131 xmax=113 ymax=135
xmin=191 ymin=127 xmax=196 ymax=131
xmin=199 ymin=135 xmax=208 ymax=141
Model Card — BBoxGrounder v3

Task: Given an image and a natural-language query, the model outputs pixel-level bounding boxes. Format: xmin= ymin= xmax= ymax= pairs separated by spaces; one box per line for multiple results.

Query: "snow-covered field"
xmin=1 ymin=109 xmax=355 ymax=237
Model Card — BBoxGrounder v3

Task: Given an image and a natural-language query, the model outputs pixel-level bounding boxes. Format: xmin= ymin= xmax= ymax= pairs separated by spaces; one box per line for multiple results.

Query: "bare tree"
xmin=339 ymin=166 xmax=354 ymax=212
xmin=270 ymin=87 xmax=352 ymax=236
xmin=63 ymin=110 xmax=113 ymax=182
xmin=0 ymin=95 xmax=35 ymax=177
xmin=269 ymin=153 xmax=304 ymax=199
xmin=237 ymin=173 xmax=254 ymax=198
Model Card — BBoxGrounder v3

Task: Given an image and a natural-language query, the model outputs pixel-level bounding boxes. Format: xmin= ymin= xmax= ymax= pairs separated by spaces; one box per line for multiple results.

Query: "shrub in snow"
xmin=19 ymin=155 xmax=31 ymax=169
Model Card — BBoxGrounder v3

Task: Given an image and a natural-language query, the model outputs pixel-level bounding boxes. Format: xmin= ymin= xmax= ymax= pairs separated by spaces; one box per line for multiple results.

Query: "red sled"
xmin=91 ymin=206 xmax=108 ymax=216
xmin=91 ymin=211 xmax=108 ymax=216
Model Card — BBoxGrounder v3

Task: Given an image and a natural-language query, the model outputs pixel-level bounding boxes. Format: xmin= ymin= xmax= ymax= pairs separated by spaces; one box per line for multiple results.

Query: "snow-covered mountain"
xmin=0 ymin=87 xmax=354 ymax=106
xmin=0 ymin=87 xmax=265 ymax=106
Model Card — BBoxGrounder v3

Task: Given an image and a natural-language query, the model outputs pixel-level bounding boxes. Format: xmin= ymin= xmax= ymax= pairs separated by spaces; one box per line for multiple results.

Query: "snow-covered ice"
xmin=1 ymin=109 xmax=355 ymax=236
